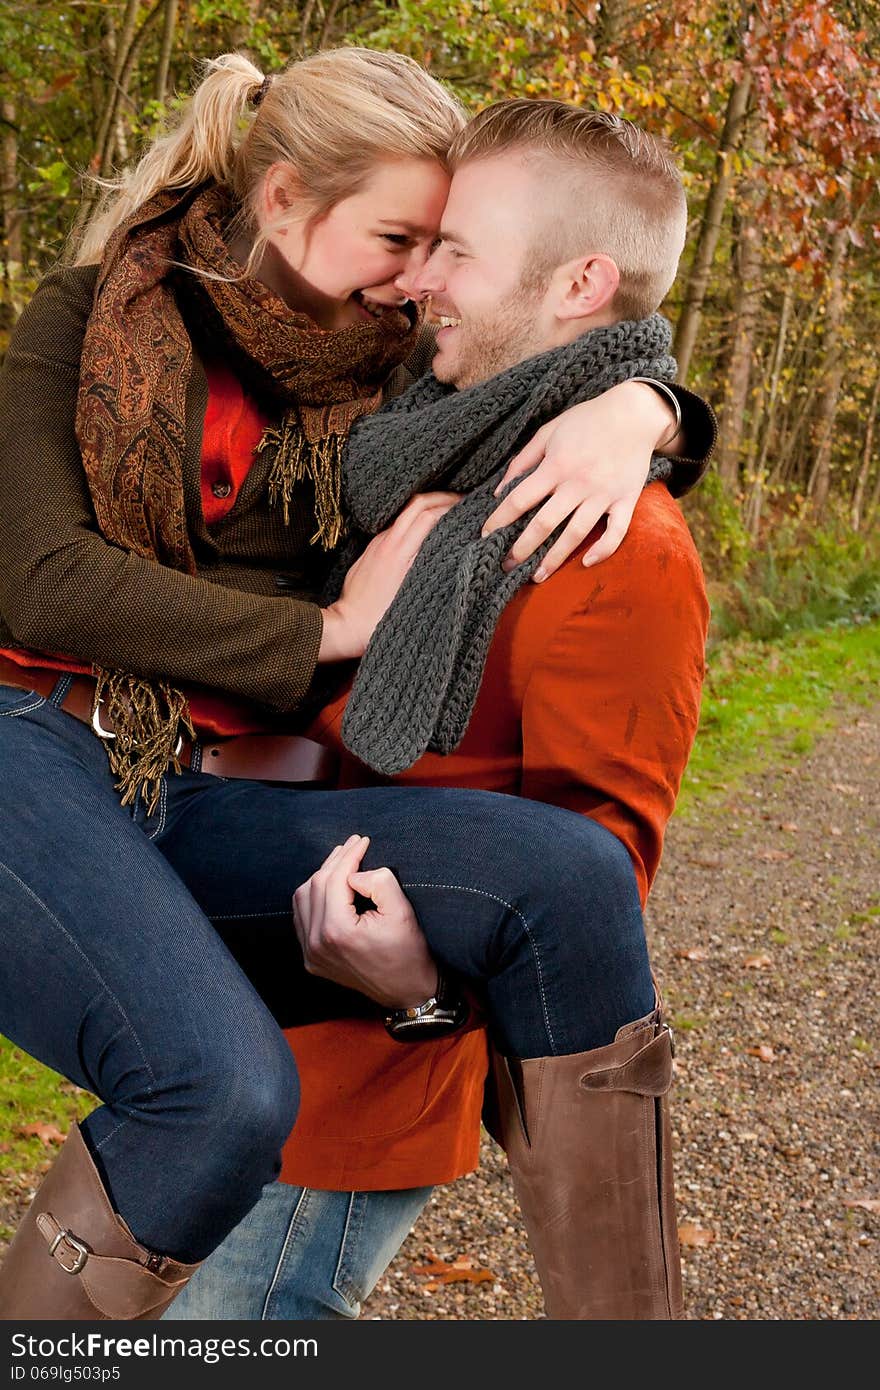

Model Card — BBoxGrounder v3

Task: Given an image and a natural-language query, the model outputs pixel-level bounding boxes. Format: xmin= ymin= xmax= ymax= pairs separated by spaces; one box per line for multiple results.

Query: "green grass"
xmin=677 ymin=617 xmax=880 ymax=816
xmin=0 ymin=1047 xmax=93 ymax=1238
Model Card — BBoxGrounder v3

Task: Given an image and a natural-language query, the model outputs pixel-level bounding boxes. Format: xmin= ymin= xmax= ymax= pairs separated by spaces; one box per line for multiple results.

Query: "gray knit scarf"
xmin=331 ymin=313 xmax=677 ymax=775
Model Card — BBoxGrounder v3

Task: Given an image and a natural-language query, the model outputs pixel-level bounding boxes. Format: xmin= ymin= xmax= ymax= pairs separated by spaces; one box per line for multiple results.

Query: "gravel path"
xmin=363 ymin=701 xmax=880 ymax=1320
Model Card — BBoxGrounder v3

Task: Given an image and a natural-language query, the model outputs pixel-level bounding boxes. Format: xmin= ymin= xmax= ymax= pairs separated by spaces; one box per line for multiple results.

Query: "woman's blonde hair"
xmin=74 ymin=48 xmax=466 ymax=265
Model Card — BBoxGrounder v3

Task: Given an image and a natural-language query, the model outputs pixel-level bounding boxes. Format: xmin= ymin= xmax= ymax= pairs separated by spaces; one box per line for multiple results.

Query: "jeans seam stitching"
xmin=331 ymin=1191 xmax=363 ymax=1307
xmin=401 ymin=881 xmax=556 ymax=1053
xmin=49 ymin=674 xmax=74 ymax=707
xmin=94 ymin=1117 xmax=128 ymax=1154
xmin=210 ymin=910 xmax=289 ymax=920
xmin=261 ymin=1187 xmax=311 ymax=1320
xmin=0 ymin=859 xmax=158 ymax=1093
xmin=147 ymin=778 xmax=168 ymax=841
xmin=0 ymin=696 xmax=46 ymax=718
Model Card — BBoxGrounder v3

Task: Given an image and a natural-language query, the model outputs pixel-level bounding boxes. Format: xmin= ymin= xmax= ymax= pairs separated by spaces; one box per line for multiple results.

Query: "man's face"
xmin=406 ymin=155 xmax=553 ymax=390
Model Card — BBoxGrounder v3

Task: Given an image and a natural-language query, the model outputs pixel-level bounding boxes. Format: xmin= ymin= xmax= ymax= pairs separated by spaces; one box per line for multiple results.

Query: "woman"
xmin=0 ymin=48 xmax=706 ymax=1320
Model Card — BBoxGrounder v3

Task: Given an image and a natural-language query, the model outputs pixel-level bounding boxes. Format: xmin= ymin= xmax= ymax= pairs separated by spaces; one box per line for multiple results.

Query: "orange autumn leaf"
xmin=757 ymin=849 xmax=790 ymax=862
xmin=17 ymin=1123 xmax=66 ymax=1145
xmin=843 ymin=1195 xmax=880 ymax=1214
xmin=743 ymin=954 xmax=773 ymax=969
xmin=746 ymin=1044 xmax=776 ymax=1063
xmin=411 ymin=1253 xmax=495 ymax=1286
xmin=675 ymin=946 xmax=710 ymax=961
xmin=678 ymin=1223 xmax=716 ymax=1248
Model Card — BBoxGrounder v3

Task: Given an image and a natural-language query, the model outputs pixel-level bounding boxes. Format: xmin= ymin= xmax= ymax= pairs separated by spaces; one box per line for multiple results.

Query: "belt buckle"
xmin=92 ymin=699 xmax=184 ymax=757
xmin=48 ymin=1227 xmax=89 ymax=1275
xmin=91 ymin=697 xmax=116 ymax=742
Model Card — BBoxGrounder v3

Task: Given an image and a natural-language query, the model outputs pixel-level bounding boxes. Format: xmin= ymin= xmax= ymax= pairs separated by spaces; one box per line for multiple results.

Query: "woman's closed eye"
xmin=381 ymin=233 xmax=415 ymax=247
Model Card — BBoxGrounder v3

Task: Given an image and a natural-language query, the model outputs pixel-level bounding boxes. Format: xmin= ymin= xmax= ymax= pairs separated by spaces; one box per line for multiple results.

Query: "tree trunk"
xmin=772 ymin=295 xmax=823 ymax=487
xmin=70 ymin=1 xmax=164 ymax=243
xmin=1 ymin=98 xmax=22 ymax=269
xmin=745 ymin=284 xmax=793 ymax=536
xmin=807 ymin=222 xmax=849 ymax=513
xmin=300 ymin=0 xmax=318 ymax=49
xmin=714 ymin=121 xmax=767 ymax=490
xmin=155 ymin=0 xmax=180 ymax=104
xmin=0 ymin=96 xmax=26 ymax=327
xmin=231 ymin=0 xmax=264 ymax=58
xmin=597 ymin=0 xmax=629 ymax=54
xmin=93 ymin=0 xmax=142 ymax=179
xmin=850 ymin=372 xmax=880 ymax=530
xmin=869 ymin=440 xmax=880 ymax=520
xmin=673 ymin=70 xmax=753 ymax=382
xmin=318 ymin=0 xmax=344 ymax=48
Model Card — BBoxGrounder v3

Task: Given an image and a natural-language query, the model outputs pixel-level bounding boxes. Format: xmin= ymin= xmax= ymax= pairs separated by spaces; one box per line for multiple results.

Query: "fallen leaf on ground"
xmin=16 ymin=1123 xmax=66 ymax=1145
xmin=743 ymin=954 xmax=773 ymax=969
xmin=678 ymin=1223 xmax=716 ymax=1248
xmin=687 ymin=856 xmax=724 ymax=869
xmin=832 ymin=783 xmax=858 ymax=795
xmin=746 ymin=1044 xmax=776 ymax=1063
xmin=757 ymin=849 xmax=790 ymax=861
xmin=843 ymin=1195 xmax=880 ymax=1214
xmin=675 ymin=946 xmax=710 ymax=961
xmin=829 ymin=826 xmax=843 ymax=836
xmin=779 ymin=822 xmax=799 ymax=832
xmin=411 ymin=1254 xmax=495 ymax=1287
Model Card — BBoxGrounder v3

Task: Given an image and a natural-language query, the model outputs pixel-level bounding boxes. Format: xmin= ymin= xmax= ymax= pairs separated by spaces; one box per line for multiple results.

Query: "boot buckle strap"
xmin=47 ymin=1226 xmax=89 ymax=1275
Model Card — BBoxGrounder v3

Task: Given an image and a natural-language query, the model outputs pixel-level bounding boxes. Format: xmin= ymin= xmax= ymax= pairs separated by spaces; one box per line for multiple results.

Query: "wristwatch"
xmin=383 ymin=971 xmax=470 ymax=1042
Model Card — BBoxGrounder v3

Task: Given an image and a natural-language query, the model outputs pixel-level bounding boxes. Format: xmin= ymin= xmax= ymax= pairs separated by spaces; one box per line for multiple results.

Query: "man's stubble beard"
xmin=436 ymin=280 xmax=549 ymax=391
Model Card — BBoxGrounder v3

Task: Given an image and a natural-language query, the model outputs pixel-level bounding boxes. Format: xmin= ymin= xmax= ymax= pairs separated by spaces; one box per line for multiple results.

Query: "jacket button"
xmin=211 ymin=481 xmax=232 ymax=499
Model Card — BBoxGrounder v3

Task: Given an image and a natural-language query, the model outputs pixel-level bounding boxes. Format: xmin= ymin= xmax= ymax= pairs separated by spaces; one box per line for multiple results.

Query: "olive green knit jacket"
xmin=0 ymin=265 xmax=435 ymax=713
xmin=0 ymin=266 xmax=714 ymax=716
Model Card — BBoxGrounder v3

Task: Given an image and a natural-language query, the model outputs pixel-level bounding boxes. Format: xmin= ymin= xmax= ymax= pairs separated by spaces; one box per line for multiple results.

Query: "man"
xmin=170 ymin=99 xmax=713 ymax=1322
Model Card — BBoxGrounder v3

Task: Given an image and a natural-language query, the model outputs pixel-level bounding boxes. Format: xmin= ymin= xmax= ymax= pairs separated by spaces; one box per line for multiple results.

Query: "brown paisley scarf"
xmin=76 ymin=181 xmax=420 ymax=808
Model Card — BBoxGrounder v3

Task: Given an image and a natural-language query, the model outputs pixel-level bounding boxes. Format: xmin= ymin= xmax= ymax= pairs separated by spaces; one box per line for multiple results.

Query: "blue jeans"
xmin=165 ymin=1182 xmax=431 ymax=1320
xmin=0 ymin=679 xmax=652 ymax=1263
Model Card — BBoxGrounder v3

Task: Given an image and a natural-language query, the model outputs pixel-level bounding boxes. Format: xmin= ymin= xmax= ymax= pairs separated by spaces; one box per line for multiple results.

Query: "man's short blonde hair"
xmin=449 ymin=99 xmax=687 ymax=321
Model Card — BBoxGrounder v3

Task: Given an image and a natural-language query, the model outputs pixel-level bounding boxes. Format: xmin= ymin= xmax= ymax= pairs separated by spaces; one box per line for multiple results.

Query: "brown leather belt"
xmin=0 ymin=657 xmax=339 ymax=786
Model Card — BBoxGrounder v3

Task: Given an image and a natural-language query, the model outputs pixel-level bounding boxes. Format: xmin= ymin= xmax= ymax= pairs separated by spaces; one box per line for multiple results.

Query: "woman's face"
xmin=260 ymin=157 xmax=450 ymax=330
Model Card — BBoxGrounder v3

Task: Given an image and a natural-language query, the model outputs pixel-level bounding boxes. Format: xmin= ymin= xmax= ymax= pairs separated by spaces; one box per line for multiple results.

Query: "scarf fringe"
xmin=259 ymin=417 xmax=346 ymax=550
xmin=93 ymin=668 xmax=195 ymax=814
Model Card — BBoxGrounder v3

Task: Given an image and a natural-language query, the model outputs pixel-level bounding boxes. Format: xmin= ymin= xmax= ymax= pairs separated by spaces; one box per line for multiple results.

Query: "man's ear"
xmin=261 ymin=161 xmax=303 ymax=233
xmin=555 ymin=253 xmax=620 ymax=323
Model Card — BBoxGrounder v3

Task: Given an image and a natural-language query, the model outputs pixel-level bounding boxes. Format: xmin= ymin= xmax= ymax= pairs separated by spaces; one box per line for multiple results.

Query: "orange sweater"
xmin=280 ymin=482 xmax=709 ymax=1190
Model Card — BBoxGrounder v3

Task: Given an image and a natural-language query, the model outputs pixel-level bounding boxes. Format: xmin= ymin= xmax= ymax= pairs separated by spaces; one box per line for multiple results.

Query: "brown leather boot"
xmin=489 ymin=1001 xmax=684 ymax=1320
xmin=0 ymin=1125 xmax=199 ymax=1320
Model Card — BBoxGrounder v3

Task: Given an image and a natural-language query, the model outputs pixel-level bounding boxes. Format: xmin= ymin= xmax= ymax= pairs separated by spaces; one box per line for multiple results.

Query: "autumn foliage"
xmin=1 ymin=2 xmax=879 ymax=571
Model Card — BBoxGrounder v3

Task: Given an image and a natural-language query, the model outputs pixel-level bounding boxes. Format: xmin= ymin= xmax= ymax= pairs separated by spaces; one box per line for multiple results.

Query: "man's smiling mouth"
xmin=425 ymin=297 xmax=461 ymax=329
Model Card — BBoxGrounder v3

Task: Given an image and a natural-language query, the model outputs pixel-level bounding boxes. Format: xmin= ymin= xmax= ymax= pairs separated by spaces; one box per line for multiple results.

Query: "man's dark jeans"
xmin=0 ymin=678 xmax=653 ymax=1262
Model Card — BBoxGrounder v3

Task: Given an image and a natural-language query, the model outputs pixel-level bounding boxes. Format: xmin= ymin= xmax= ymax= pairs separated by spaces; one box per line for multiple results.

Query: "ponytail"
xmin=73 ymin=53 xmax=266 ymax=264
xmin=73 ymin=47 xmax=466 ymax=268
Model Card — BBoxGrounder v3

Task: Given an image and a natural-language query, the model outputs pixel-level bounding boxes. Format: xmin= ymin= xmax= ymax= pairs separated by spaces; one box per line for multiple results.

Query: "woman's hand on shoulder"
xmin=318 ymin=491 xmax=462 ymax=662
xmin=480 ymin=380 xmax=680 ymax=581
